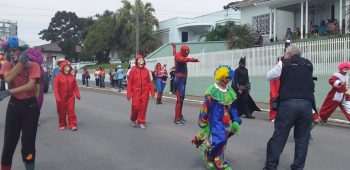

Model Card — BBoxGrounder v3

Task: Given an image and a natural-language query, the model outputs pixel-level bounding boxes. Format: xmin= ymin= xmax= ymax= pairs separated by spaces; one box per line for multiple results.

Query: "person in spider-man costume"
xmin=172 ymin=43 xmax=199 ymax=125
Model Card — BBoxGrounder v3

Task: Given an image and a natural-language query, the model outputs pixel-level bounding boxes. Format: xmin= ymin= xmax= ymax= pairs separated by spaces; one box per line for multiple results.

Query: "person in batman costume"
xmin=231 ymin=57 xmax=260 ymax=119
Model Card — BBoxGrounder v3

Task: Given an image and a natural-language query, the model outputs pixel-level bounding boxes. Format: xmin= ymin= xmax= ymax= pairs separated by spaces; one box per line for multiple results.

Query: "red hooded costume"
xmin=127 ymin=55 xmax=155 ymax=125
xmin=54 ymin=61 xmax=80 ymax=129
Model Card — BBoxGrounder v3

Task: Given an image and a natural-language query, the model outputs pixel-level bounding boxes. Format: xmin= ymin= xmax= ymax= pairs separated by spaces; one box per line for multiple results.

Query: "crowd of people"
xmin=0 ymin=36 xmax=350 ymax=170
xmin=284 ymin=18 xmax=341 ymax=41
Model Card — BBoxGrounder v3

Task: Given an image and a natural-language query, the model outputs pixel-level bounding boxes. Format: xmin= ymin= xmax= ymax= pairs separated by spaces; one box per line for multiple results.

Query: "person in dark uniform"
xmin=231 ymin=57 xmax=260 ymax=119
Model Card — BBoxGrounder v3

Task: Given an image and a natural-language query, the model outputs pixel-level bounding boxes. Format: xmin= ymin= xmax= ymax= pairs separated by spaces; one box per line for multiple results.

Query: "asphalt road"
xmin=0 ymin=88 xmax=350 ymax=170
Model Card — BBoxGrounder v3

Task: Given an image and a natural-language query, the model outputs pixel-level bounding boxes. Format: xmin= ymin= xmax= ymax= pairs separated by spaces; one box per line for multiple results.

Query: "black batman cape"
xmin=232 ymin=67 xmax=261 ymax=116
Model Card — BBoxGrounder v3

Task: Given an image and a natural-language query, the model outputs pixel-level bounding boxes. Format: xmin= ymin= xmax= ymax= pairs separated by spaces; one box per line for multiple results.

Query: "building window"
xmin=252 ymin=13 xmax=273 ymax=35
xmin=182 ymin=32 xmax=188 ymax=42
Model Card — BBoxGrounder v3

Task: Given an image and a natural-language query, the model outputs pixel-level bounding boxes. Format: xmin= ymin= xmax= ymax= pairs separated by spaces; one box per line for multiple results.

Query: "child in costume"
xmin=127 ymin=55 xmax=155 ymax=129
xmin=172 ymin=43 xmax=199 ymax=125
xmin=192 ymin=65 xmax=241 ymax=170
xmin=320 ymin=62 xmax=350 ymax=123
xmin=0 ymin=37 xmax=40 ymax=170
xmin=54 ymin=60 xmax=80 ymax=131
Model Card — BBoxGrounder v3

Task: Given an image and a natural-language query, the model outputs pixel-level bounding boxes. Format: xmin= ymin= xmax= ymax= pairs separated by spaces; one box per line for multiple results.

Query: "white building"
xmin=157 ymin=9 xmax=241 ymax=44
xmin=234 ymin=0 xmax=349 ymax=41
xmin=0 ymin=20 xmax=17 ymax=40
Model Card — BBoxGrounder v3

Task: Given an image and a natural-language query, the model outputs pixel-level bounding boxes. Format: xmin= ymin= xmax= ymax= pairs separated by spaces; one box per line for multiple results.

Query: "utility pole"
xmin=135 ymin=0 xmax=140 ymax=56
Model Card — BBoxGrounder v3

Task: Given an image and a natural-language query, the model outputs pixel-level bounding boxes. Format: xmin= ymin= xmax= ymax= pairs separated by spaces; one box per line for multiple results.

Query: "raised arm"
xmin=175 ymin=54 xmax=199 ymax=63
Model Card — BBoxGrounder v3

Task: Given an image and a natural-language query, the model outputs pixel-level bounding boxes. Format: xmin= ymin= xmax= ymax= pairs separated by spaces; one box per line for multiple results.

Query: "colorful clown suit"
xmin=192 ymin=65 xmax=241 ymax=170
xmin=28 ymin=48 xmax=45 ymax=111
xmin=320 ymin=62 xmax=350 ymax=122
xmin=172 ymin=43 xmax=199 ymax=125
xmin=127 ymin=55 xmax=155 ymax=127
xmin=154 ymin=63 xmax=168 ymax=104
xmin=54 ymin=61 xmax=80 ymax=130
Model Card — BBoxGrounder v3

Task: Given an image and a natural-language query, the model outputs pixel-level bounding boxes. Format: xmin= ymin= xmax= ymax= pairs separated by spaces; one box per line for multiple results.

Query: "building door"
xmin=182 ymin=32 xmax=188 ymax=42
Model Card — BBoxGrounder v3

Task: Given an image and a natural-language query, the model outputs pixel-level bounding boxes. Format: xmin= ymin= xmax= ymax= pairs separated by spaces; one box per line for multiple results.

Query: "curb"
xmin=79 ymin=85 xmax=350 ymax=126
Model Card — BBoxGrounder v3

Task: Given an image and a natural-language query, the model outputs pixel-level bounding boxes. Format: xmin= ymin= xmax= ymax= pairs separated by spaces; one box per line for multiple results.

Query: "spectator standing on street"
xmin=116 ymin=65 xmax=124 ymax=92
xmin=109 ymin=68 xmax=115 ymax=88
xmin=83 ymin=68 xmax=90 ymax=87
xmin=73 ymin=66 xmax=77 ymax=78
xmin=111 ymin=68 xmax=117 ymax=88
xmin=94 ymin=69 xmax=100 ymax=87
xmin=264 ymin=45 xmax=315 ymax=170
xmin=99 ymin=67 xmax=105 ymax=88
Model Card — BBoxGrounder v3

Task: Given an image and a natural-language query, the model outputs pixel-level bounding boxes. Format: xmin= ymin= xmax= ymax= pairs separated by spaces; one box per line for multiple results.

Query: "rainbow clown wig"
xmin=214 ymin=65 xmax=234 ymax=81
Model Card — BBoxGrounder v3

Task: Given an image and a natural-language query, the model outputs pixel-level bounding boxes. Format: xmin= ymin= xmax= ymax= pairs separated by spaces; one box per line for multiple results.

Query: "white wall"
xmin=158 ymin=10 xmax=241 ymax=43
xmin=241 ymin=5 xmax=271 ymax=25
xmin=276 ymin=10 xmax=295 ymax=39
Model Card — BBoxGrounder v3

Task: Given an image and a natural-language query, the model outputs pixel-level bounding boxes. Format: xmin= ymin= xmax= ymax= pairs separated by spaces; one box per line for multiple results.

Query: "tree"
xmin=59 ymin=38 xmax=78 ymax=62
xmin=227 ymin=24 xmax=255 ymax=49
xmin=39 ymin=11 xmax=82 ymax=43
xmin=39 ymin=11 xmax=84 ymax=61
xmin=83 ymin=16 xmax=116 ymax=64
xmin=114 ymin=0 xmax=161 ymax=62
xmin=202 ymin=21 xmax=236 ymax=41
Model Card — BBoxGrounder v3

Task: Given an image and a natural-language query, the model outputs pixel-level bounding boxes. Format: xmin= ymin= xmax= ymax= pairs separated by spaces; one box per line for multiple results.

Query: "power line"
xmin=0 ymin=4 xmax=102 ymax=14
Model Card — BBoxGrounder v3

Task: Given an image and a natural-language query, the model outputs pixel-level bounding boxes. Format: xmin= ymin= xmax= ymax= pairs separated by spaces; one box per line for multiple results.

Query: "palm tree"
xmin=115 ymin=0 xmax=161 ymax=59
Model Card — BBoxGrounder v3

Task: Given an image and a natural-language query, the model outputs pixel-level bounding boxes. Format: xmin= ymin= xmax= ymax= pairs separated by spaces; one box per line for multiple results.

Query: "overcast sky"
xmin=0 ymin=0 xmax=238 ymax=46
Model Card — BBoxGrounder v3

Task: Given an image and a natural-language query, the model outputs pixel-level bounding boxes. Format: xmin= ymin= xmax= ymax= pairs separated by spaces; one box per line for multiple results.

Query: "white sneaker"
xmin=131 ymin=121 xmax=137 ymax=127
xmin=71 ymin=127 xmax=78 ymax=131
xmin=270 ymin=119 xmax=275 ymax=123
xmin=139 ymin=124 xmax=146 ymax=130
xmin=59 ymin=127 xmax=66 ymax=130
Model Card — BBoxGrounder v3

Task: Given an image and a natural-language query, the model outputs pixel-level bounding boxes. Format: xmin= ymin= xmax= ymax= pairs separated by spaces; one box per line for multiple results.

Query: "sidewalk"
xmin=78 ymin=83 xmax=350 ymax=126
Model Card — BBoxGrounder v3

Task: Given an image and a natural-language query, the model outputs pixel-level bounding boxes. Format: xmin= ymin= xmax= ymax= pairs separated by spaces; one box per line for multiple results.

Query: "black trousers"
xmin=237 ymin=90 xmax=252 ymax=116
xmin=265 ymin=99 xmax=312 ymax=170
xmin=95 ymin=78 xmax=99 ymax=86
xmin=170 ymin=80 xmax=174 ymax=93
xmin=1 ymin=97 xmax=40 ymax=166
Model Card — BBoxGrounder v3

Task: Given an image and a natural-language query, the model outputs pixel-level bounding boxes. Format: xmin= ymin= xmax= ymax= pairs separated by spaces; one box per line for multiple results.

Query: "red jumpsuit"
xmin=269 ymin=78 xmax=280 ymax=121
xmin=54 ymin=61 xmax=80 ymax=129
xmin=127 ymin=55 xmax=155 ymax=125
xmin=320 ymin=72 xmax=350 ymax=121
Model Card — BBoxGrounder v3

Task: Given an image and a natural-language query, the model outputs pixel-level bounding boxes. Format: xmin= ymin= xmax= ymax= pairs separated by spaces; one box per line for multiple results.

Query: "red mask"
xmin=180 ymin=45 xmax=190 ymax=57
